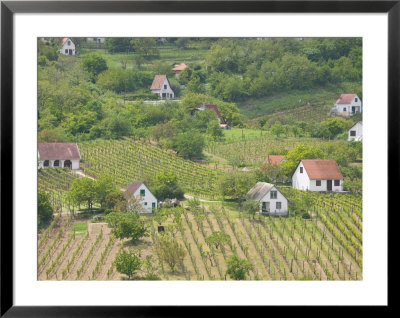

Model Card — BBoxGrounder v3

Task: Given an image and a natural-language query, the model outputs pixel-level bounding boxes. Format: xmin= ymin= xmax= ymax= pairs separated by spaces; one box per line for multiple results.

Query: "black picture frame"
xmin=1 ymin=0 xmax=395 ymax=316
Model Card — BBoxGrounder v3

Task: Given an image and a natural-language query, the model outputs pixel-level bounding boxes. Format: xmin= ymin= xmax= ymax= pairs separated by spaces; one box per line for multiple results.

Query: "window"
xmin=270 ymin=191 xmax=277 ymax=199
xmin=316 ymin=180 xmax=321 ymax=186
xmin=53 ymin=160 xmax=59 ymax=167
xmin=68 ymin=41 xmax=71 ymax=45
xmin=350 ymin=130 xmax=356 ymax=136
xmin=334 ymin=180 xmax=340 ymax=186
xmin=300 ymin=167 xmax=303 ymax=173
xmin=276 ymin=202 xmax=281 ymax=209
xmin=162 ymin=93 xmax=166 ymax=97
xmin=355 ymin=98 xmax=358 ymax=102
xmin=144 ymin=202 xmax=147 ymax=206
xmin=164 ymin=85 xmax=167 ymax=89
xmin=43 ymin=160 xmax=49 ymax=167
xmin=140 ymin=189 xmax=145 ymax=196
xmin=65 ymin=49 xmax=68 ymax=53
xmin=343 ymin=107 xmax=347 ymax=112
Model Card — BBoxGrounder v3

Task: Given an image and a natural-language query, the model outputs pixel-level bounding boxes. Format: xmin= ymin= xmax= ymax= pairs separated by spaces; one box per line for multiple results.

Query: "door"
xmin=69 ymin=49 xmax=72 ymax=55
xmin=327 ymin=180 xmax=332 ymax=191
xmin=352 ymin=106 xmax=356 ymax=113
xmin=262 ymin=202 xmax=270 ymax=213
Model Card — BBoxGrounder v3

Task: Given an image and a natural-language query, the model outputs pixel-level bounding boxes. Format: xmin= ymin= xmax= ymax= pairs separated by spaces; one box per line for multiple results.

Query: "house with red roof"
xmin=264 ymin=155 xmax=285 ymax=165
xmin=150 ymin=74 xmax=174 ymax=99
xmin=124 ymin=181 xmax=157 ymax=213
xmin=191 ymin=103 xmax=228 ymax=127
xmin=333 ymin=94 xmax=362 ymax=115
xmin=172 ymin=63 xmax=188 ymax=75
xmin=291 ymin=159 xmax=344 ymax=192
xmin=38 ymin=142 xmax=81 ymax=169
xmin=59 ymin=38 xmax=75 ymax=55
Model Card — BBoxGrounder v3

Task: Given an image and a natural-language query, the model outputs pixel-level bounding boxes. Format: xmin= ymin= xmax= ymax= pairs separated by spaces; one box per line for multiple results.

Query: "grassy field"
xmin=38 ymin=188 xmax=362 ymax=281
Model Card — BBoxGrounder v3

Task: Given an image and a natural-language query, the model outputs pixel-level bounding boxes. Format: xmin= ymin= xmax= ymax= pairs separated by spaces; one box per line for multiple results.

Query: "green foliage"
xmin=281 ymin=144 xmax=325 ymax=177
xmin=205 ymin=231 xmax=231 ymax=249
xmin=171 ymin=130 xmax=205 ymax=159
xmin=313 ymin=117 xmax=354 ymax=139
xmin=105 ymin=38 xmax=132 ymax=53
xmin=225 ymin=254 xmax=253 ymax=280
xmin=153 ymin=233 xmax=186 ymax=272
xmin=115 ymin=248 xmax=142 ymax=279
xmin=153 ymin=170 xmax=185 ymax=201
xmin=218 ymin=171 xmax=256 ymax=201
xmin=67 ymin=177 xmax=97 ymax=211
xmin=81 ymin=53 xmax=108 ymax=81
xmin=38 ymin=190 xmax=54 ymax=225
xmin=270 ymin=121 xmax=285 ymax=137
xmin=130 ymin=38 xmax=159 ymax=56
xmin=104 ymin=211 xmax=148 ymax=242
xmin=241 ymin=200 xmax=260 ymax=219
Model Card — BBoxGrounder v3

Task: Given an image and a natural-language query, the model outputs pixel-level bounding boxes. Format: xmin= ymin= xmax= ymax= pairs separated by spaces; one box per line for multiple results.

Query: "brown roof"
xmin=38 ymin=143 xmax=81 ymax=160
xmin=204 ymin=104 xmax=221 ymax=118
xmin=61 ymin=38 xmax=69 ymax=46
xmin=124 ymin=181 xmax=144 ymax=199
xmin=172 ymin=63 xmax=187 ymax=71
xmin=150 ymin=75 xmax=167 ymax=90
xmin=335 ymin=94 xmax=357 ymax=104
xmin=301 ymin=159 xmax=343 ymax=180
xmin=266 ymin=155 xmax=284 ymax=165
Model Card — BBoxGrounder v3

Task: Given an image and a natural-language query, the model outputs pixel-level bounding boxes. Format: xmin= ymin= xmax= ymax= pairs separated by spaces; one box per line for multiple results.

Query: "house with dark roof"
xmin=246 ymin=182 xmax=288 ymax=216
xmin=348 ymin=121 xmax=363 ymax=141
xmin=150 ymin=74 xmax=174 ymax=99
xmin=59 ymin=38 xmax=76 ymax=55
xmin=124 ymin=181 xmax=157 ymax=213
xmin=333 ymin=94 xmax=362 ymax=115
xmin=292 ymin=159 xmax=344 ymax=192
xmin=191 ymin=103 xmax=228 ymax=127
xmin=38 ymin=143 xmax=81 ymax=169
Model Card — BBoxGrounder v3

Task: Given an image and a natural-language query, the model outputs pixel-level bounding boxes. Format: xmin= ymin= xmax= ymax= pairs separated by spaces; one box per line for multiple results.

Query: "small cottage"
xmin=38 ymin=142 xmax=81 ymax=169
xmin=124 ymin=181 xmax=157 ymax=213
xmin=172 ymin=63 xmax=188 ymax=75
xmin=246 ymin=182 xmax=288 ymax=216
xmin=264 ymin=155 xmax=285 ymax=165
xmin=191 ymin=103 xmax=227 ymax=125
xmin=292 ymin=159 xmax=344 ymax=192
xmin=348 ymin=121 xmax=363 ymax=141
xmin=59 ymin=38 xmax=76 ymax=55
xmin=150 ymin=75 xmax=174 ymax=99
xmin=333 ymin=94 xmax=362 ymax=115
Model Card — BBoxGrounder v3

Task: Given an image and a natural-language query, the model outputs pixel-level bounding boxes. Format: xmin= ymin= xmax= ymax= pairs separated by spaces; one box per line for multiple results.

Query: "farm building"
xmin=348 ymin=121 xmax=363 ymax=141
xmin=59 ymin=38 xmax=76 ymax=55
xmin=172 ymin=63 xmax=188 ymax=75
xmin=246 ymin=182 xmax=288 ymax=216
xmin=264 ymin=155 xmax=285 ymax=165
xmin=150 ymin=74 xmax=174 ymax=99
xmin=332 ymin=94 xmax=362 ymax=115
xmin=124 ymin=181 xmax=157 ymax=213
xmin=292 ymin=159 xmax=344 ymax=192
xmin=38 ymin=142 xmax=81 ymax=169
xmin=191 ymin=103 xmax=227 ymax=126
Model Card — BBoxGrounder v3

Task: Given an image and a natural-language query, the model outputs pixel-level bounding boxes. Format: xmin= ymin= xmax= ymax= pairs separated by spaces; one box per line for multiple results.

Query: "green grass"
xmin=72 ymin=222 xmax=87 ymax=234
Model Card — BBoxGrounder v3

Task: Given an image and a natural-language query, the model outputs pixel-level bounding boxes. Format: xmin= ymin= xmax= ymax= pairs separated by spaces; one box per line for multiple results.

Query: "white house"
xmin=86 ymin=37 xmax=105 ymax=44
xmin=246 ymin=182 xmax=288 ymax=216
xmin=292 ymin=159 xmax=344 ymax=192
xmin=124 ymin=181 xmax=157 ymax=213
xmin=59 ymin=38 xmax=76 ymax=55
xmin=333 ymin=94 xmax=362 ymax=115
xmin=150 ymin=75 xmax=174 ymax=99
xmin=38 ymin=143 xmax=81 ymax=169
xmin=348 ymin=121 xmax=363 ymax=141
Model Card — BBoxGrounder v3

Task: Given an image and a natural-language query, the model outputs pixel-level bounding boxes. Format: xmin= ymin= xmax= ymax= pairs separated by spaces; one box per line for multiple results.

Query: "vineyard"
xmin=206 ymin=136 xmax=349 ymax=166
xmin=38 ymin=187 xmax=362 ymax=281
xmin=78 ymin=138 xmax=224 ymax=197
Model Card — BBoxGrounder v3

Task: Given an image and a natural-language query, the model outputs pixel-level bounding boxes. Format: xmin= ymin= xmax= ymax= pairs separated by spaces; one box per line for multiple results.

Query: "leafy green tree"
xmin=172 ymin=130 xmax=205 ymax=159
xmin=130 ymin=38 xmax=158 ymax=56
xmin=176 ymin=37 xmax=190 ymax=49
xmin=218 ymin=171 xmax=256 ymax=202
xmin=67 ymin=177 xmax=97 ymax=211
xmin=226 ymin=254 xmax=253 ymax=280
xmin=153 ymin=233 xmax=186 ymax=272
xmin=38 ymin=190 xmax=53 ymax=225
xmin=185 ymin=76 xmax=205 ymax=94
xmin=153 ymin=170 xmax=184 ymax=201
xmin=105 ymin=38 xmax=132 ymax=53
xmin=81 ymin=54 xmax=108 ymax=82
xmin=115 ymin=248 xmax=142 ymax=279
xmin=241 ymin=199 xmax=260 ymax=220
xmin=95 ymin=174 xmax=120 ymax=208
xmin=105 ymin=211 xmax=148 ymax=242
xmin=206 ymin=120 xmax=223 ymax=141
xmin=205 ymin=231 xmax=231 ymax=249
xmin=281 ymin=144 xmax=325 ymax=177
xmin=271 ymin=121 xmax=285 ymax=138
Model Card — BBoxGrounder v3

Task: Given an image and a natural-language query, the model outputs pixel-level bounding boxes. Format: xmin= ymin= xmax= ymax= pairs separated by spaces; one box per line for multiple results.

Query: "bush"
xmin=302 ymin=212 xmax=311 ymax=219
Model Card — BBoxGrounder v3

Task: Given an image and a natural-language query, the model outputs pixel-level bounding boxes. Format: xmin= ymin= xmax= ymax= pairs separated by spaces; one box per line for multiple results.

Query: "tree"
xmin=153 ymin=233 xmax=186 ymax=272
xmin=226 ymin=254 xmax=253 ymax=280
xmin=206 ymin=120 xmax=224 ymax=141
xmin=281 ymin=144 xmax=325 ymax=177
xmin=271 ymin=121 xmax=285 ymax=138
xmin=38 ymin=190 xmax=53 ymax=225
xmin=206 ymin=231 xmax=231 ymax=249
xmin=105 ymin=37 xmax=132 ymax=53
xmin=67 ymin=177 xmax=97 ymax=211
xmin=217 ymin=171 xmax=256 ymax=202
xmin=81 ymin=53 xmax=108 ymax=82
xmin=130 ymin=38 xmax=159 ymax=56
xmin=171 ymin=130 xmax=205 ymax=159
xmin=241 ymin=199 xmax=260 ymax=220
xmin=175 ymin=37 xmax=190 ymax=49
xmin=115 ymin=248 xmax=142 ymax=279
xmin=105 ymin=212 xmax=148 ymax=242
xmin=95 ymin=174 xmax=120 ymax=208
xmin=153 ymin=170 xmax=185 ymax=201
xmin=185 ymin=76 xmax=205 ymax=94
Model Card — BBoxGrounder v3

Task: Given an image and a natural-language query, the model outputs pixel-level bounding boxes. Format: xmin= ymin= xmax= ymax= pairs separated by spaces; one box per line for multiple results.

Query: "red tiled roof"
xmin=150 ymin=75 xmax=167 ymax=90
xmin=61 ymin=38 xmax=69 ymax=46
xmin=172 ymin=63 xmax=187 ymax=71
xmin=267 ymin=155 xmax=284 ymax=165
xmin=335 ymin=94 xmax=357 ymax=104
xmin=204 ymin=104 xmax=221 ymax=118
xmin=38 ymin=143 xmax=81 ymax=160
xmin=124 ymin=181 xmax=144 ymax=199
xmin=301 ymin=159 xmax=343 ymax=180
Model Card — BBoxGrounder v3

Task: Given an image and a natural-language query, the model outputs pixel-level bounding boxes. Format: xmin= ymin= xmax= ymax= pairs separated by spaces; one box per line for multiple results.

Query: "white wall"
xmin=292 ymin=162 xmax=311 ymax=190
xmin=309 ymin=179 xmax=343 ymax=192
xmin=348 ymin=122 xmax=363 ymax=141
xmin=130 ymin=184 xmax=157 ymax=213
xmin=259 ymin=186 xmax=288 ymax=216
xmin=59 ymin=39 xmax=76 ymax=55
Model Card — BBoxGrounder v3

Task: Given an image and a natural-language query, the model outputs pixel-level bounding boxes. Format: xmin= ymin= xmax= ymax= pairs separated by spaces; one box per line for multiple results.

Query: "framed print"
xmin=1 ymin=0 xmax=396 ymax=316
